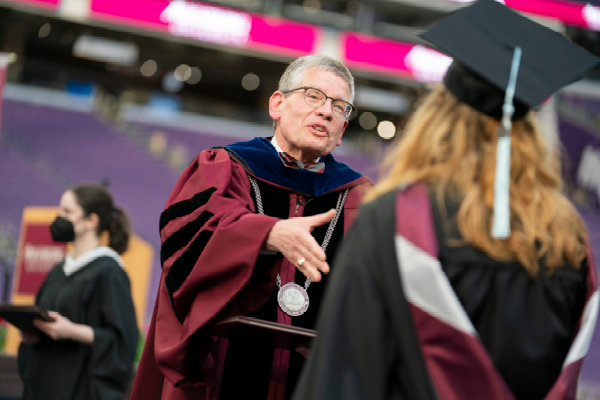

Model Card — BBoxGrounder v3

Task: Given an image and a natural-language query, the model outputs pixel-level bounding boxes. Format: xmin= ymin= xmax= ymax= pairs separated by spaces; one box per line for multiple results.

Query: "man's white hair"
xmin=273 ymin=55 xmax=355 ymax=130
xmin=278 ymin=55 xmax=355 ymax=103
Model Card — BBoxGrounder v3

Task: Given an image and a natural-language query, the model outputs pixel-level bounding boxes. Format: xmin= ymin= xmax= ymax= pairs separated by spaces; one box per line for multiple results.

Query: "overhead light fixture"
xmin=186 ymin=67 xmax=202 ymax=84
xmin=160 ymin=0 xmax=252 ymax=47
xmin=378 ymin=121 xmax=396 ymax=140
xmin=73 ymin=35 xmax=139 ymax=66
xmin=404 ymin=45 xmax=452 ymax=83
xmin=174 ymin=64 xmax=192 ymax=82
xmin=38 ymin=23 xmax=51 ymax=38
xmin=162 ymin=71 xmax=185 ymax=93
xmin=242 ymin=73 xmax=260 ymax=91
xmin=141 ymin=60 xmax=158 ymax=77
xmin=355 ymin=86 xmax=409 ymax=114
xmin=303 ymin=0 xmax=321 ymax=14
xmin=359 ymin=112 xmax=377 ymax=131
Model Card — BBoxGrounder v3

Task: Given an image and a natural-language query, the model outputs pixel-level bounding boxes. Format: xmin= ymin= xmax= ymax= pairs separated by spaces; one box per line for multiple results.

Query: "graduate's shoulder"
xmin=45 ymin=261 xmax=67 ymax=279
xmin=341 ymin=190 xmax=397 ymax=261
xmin=359 ymin=182 xmax=432 ymax=220
xmin=87 ymin=255 xmax=129 ymax=281
xmin=356 ymin=188 xmax=397 ymax=224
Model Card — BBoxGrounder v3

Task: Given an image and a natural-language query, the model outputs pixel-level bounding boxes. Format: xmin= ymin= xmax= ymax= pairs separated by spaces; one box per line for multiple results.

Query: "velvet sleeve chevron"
xmin=150 ymin=148 xmax=281 ymax=388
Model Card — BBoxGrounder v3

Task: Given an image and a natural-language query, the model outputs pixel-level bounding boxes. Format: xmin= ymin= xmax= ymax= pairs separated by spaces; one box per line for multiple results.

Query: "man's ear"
xmin=336 ymin=121 xmax=348 ymax=146
xmin=269 ymin=91 xmax=284 ymax=122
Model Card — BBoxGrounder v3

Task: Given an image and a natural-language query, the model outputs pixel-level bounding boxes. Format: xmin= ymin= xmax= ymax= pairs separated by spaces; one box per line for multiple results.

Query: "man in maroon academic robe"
xmin=131 ymin=55 xmax=372 ymax=400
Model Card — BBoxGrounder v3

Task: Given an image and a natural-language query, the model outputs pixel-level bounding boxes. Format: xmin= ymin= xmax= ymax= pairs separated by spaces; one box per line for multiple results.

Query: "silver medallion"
xmin=249 ymin=174 xmax=349 ymax=318
xmin=277 ymin=283 xmax=309 ymax=317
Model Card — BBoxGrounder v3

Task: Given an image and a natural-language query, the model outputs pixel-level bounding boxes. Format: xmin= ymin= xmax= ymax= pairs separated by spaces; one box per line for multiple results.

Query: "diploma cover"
xmin=206 ymin=316 xmax=316 ymax=350
xmin=0 ymin=304 xmax=54 ymax=333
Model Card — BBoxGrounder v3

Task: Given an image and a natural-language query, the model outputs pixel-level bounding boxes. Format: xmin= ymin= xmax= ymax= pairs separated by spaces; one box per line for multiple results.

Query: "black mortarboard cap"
xmin=421 ymin=0 xmax=599 ymax=120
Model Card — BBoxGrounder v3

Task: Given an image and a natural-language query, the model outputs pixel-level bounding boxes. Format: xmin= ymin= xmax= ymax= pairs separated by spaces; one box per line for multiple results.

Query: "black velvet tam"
xmin=421 ymin=0 xmax=599 ymax=119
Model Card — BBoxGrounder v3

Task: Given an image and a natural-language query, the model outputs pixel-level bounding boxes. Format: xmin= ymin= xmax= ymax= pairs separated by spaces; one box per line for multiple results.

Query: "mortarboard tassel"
xmin=492 ymin=133 xmax=512 ymax=238
xmin=492 ymin=46 xmax=522 ymax=239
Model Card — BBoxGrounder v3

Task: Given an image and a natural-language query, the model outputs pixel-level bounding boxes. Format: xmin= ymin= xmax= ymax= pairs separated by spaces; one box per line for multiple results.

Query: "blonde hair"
xmin=366 ymin=85 xmax=588 ymax=275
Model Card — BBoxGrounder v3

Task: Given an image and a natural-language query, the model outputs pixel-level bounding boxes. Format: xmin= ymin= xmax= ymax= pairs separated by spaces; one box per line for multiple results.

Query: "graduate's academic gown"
xmin=131 ymin=137 xmax=372 ymax=400
xmin=18 ymin=254 xmax=139 ymax=400
xmin=292 ymin=183 xmax=599 ymax=400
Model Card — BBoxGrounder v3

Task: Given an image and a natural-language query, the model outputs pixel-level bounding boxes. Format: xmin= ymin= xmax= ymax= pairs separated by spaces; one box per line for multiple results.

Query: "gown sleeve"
xmin=89 ymin=263 xmax=139 ymax=400
xmin=291 ymin=191 xmax=438 ymax=400
xmin=134 ymin=148 xmax=281 ymax=391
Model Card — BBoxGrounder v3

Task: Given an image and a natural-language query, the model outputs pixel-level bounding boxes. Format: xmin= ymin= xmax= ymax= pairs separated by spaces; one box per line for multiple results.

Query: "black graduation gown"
xmin=291 ymin=190 xmax=438 ymax=400
xmin=292 ymin=186 xmax=596 ymax=400
xmin=18 ymin=256 xmax=139 ymax=400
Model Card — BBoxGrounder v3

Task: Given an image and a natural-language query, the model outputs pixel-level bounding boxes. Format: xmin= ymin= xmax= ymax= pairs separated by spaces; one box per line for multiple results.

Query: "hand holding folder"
xmin=0 ymin=304 xmax=55 ymax=334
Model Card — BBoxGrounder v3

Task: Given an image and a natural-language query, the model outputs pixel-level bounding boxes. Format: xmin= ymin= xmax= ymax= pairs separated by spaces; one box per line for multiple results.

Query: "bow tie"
xmin=278 ymin=152 xmax=325 ymax=173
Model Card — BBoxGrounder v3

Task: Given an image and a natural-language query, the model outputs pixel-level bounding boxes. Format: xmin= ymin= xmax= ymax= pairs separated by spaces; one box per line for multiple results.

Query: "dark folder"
xmin=0 ymin=304 xmax=54 ymax=334
xmin=205 ymin=316 xmax=316 ymax=351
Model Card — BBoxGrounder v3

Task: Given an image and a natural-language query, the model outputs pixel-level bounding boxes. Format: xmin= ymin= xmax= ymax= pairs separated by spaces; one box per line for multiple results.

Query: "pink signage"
xmin=91 ymin=0 xmax=319 ymax=56
xmin=449 ymin=0 xmax=600 ymax=32
xmin=505 ymin=0 xmax=599 ymax=31
xmin=342 ymin=32 xmax=452 ymax=82
xmin=2 ymin=0 xmax=59 ymax=8
xmin=15 ymin=224 xmax=66 ymax=295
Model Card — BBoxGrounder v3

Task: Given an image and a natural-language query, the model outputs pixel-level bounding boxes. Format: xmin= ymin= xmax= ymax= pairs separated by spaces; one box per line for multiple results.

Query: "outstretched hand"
xmin=264 ymin=209 xmax=336 ymax=282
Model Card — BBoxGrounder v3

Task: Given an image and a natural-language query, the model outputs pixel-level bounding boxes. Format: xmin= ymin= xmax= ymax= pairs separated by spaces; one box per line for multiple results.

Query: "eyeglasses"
xmin=283 ymin=86 xmax=355 ymax=120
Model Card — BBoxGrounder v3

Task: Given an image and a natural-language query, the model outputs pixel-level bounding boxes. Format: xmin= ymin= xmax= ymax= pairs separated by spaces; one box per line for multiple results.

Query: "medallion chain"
xmin=248 ymin=174 xmax=348 ymax=291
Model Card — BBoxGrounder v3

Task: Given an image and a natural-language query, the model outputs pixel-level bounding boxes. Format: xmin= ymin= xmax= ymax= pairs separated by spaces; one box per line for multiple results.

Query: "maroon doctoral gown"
xmin=130 ymin=137 xmax=372 ymax=400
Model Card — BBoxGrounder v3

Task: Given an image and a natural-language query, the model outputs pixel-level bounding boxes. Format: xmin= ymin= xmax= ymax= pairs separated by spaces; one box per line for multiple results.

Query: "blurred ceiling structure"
xmin=0 ymin=0 xmax=599 ymax=142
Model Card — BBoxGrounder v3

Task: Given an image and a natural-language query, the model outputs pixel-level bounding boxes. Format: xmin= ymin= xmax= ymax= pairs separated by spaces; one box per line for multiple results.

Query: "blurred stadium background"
xmin=1 ymin=0 xmax=600 ymax=398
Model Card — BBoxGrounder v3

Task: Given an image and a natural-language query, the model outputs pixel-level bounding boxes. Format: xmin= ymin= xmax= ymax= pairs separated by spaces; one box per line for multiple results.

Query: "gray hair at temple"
xmin=279 ymin=55 xmax=355 ymax=103
xmin=273 ymin=55 xmax=355 ymax=130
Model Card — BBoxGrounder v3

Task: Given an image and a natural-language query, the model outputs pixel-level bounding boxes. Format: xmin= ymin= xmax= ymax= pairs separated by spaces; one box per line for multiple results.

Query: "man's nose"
xmin=315 ymin=99 xmax=333 ymax=120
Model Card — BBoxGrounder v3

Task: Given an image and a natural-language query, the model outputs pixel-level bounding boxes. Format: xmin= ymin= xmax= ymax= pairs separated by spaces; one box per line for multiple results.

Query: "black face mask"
xmin=50 ymin=216 xmax=75 ymax=243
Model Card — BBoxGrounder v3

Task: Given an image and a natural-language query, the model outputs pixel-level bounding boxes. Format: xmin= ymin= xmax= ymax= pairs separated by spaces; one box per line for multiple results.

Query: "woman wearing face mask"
xmin=17 ymin=183 xmax=139 ymax=400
